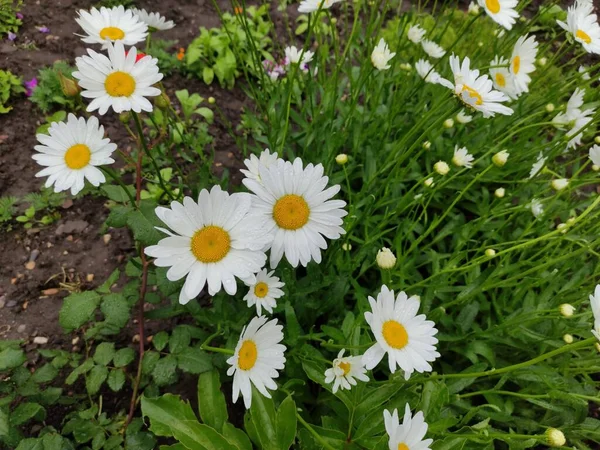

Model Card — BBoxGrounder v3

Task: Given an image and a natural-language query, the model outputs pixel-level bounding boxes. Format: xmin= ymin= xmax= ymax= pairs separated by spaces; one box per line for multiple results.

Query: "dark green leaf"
xmin=107 ymin=368 xmax=126 ymax=392
xmin=85 ymin=365 xmax=108 ymax=395
xmin=177 ymin=348 xmax=213 ymax=374
xmin=152 ymin=331 xmax=169 ymax=351
xmin=197 ymin=370 xmax=228 ymax=432
xmin=152 ymin=355 xmax=178 ymax=386
xmin=0 ymin=348 xmax=26 ymax=371
xmin=93 ymin=342 xmax=115 ymax=366
xmin=276 ymin=396 xmax=296 ymax=450
xmin=59 ymin=291 xmax=101 ymax=332
xmin=31 ymin=363 xmax=58 ymax=384
xmin=114 ymin=348 xmax=136 ymax=367
xmin=10 ymin=402 xmax=45 ymax=426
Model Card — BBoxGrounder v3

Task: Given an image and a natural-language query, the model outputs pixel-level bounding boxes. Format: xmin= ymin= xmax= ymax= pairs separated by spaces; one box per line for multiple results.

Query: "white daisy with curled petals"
xmin=324 ymin=349 xmax=369 ymax=394
xmin=32 ymin=114 xmax=116 ymax=196
xmin=510 ymin=35 xmax=538 ymax=94
xmin=298 ymin=0 xmax=342 ymax=14
xmin=415 ymin=59 xmax=448 ymax=85
xmin=371 ymin=38 xmax=396 ymax=70
xmin=144 ymin=186 xmax=271 ymax=304
xmin=407 ymin=25 xmax=426 ymax=44
xmin=75 ymin=5 xmax=147 ymax=48
xmin=589 ymin=285 xmax=600 ymax=341
xmin=421 ymin=39 xmax=445 ymax=59
xmin=130 ymin=8 xmax=175 ymax=31
xmin=557 ymin=0 xmax=600 ymax=55
xmin=243 ymin=268 xmax=285 ymax=315
xmin=477 ymin=0 xmax=519 ymax=30
xmin=362 ymin=285 xmax=440 ymax=379
xmin=489 ymin=56 xmax=518 ymax=100
xmin=529 ymin=198 xmax=544 ymax=218
xmin=284 ymin=45 xmax=314 ymax=70
xmin=589 ymin=145 xmax=600 ymax=166
xmin=73 ymin=41 xmax=163 ymax=115
xmin=452 ymin=146 xmax=474 ymax=168
xmin=240 ymin=148 xmax=280 ymax=183
xmin=552 ymin=88 xmax=595 ymax=149
xmin=227 ymin=316 xmax=286 ymax=409
xmin=243 ymin=158 xmax=347 ymax=268
xmin=529 ymin=152 xmax=547 ymax=178
xmin=384 ymin=404 xmax=434 ymax=450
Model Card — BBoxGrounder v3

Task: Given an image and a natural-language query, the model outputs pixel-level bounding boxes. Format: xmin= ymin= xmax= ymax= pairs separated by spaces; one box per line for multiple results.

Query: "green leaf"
xmin=97 ymin=268 xmax=120 ymax=294
xmin=126 ymin=431 xmax=156 ymax=450
xmin=169 ymin=326 xmax=192 ymax=354
xmin=106 ymin=205 xmax=133 ymax=228
xmin=114 ymin=348 xmax=136 ymax=367
xmin=10 ymin=402 xmax=45 ymax=426
xmin=152 ymin=355 xmax=178 ymax=386
xmin=419 ymin=381 xmax=449 ymax=423
xmin=246 ymin=390 xmax=277 ymax=450
xmin=31 ymin=363 xmax=58 ymax=383
xmin=86 ymin=365 xmax=108 ymax=395
xmin=102 ymin=185 xmax=136 ymax=203
xmin=202 ymin=67 xmax=214 ymax=85
xmin=59 ymin=291 xmax=101 ymax=332
xmin=107 ymin=368 xmax=126 ymax=392
xmin=0 ymin=348 xmax=26 ymax=371
xmin=284 ymin=302 xmax=303 ymax=346
xmin=222 ymin=423 xmax=252 ymax=450
xmin=197 ymin=370 xmax=228 ymax=432
xmin=153 ymin=331 xmax=169 ymax=351
xmin=276 ymin=396 xmax=297 ymax=450
xmin=127 ymin=200 xmax=163 ymax=246
xmin=66 ymin=359 xmax=94 ymax=385
xmin=195 ymin=107 xmax=214 ymax=123
xmin=176 ymin=348 xmax=213 ymax=374
xmin=101 ymin=294 xmax=130 ymax=329
xmin=0 ymin=408 xmax=8 ymax=435
xmin=93 ymin=342 xmax=116 ymax=366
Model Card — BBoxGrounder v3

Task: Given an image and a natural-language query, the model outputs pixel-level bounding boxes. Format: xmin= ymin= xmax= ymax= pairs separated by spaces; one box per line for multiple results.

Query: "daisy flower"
xmin=477 ymin=0 xmax=519 ymax=30
xmin=284 ymin=45 xmax=314 ymax=71
xmin=421 ymin=39 xmax=445 ymax=59
xmin=452 ymin=146 xmax=474 ymax=168
xmin=243 ymin=268 xmax=285 ymax=315
xmin=73 ymin=41 xmax=163 ymax=115
xmin=362 ymin=285 xmax=440 ymax=379
xmin=456 ymin=110 xmax=473 ymax=124
xmin=578 ymin=65 xmax=591 ymax=80
xmin=75 ymin=5 xmax=147 ymax=48
xmin=510 ymin=35 xmax=538 ymax=94
xmin=243 ymin=158 xmax=347 ymax=268
xmin=371 ymin=38 xmax=395 ymax=70
xmin=241 ymin=148 xmax=280 ymax=182
xmin=298 ymin=0 xmax=342 ymax=14
xmin=552 ymin=88 xmax=595 ymax=149
xmin=529 ymin=152 xmax=547 ymax=178
xmin=415 ymin=59 xmax=447 ymax=85
xmin=384 ymin=404 xmax=433 ymax=450
xmin=408 ymin=24 xmax=426 ymax=43
xmin=557 ymin=0 xmax=600 ymax=55
xmin=144 ymin=186 xmax=272 ymax=304
xmin=130 ymin=8 xmax=175 ymax=31
xmin=589 ymin=284 xmax=600 ymax=341
xmin=489 ymin=56 xmax=518 ymax=99
xmin=227 ymin=316 xmax=286 ymax=409
xmin=32 ymin=114 xmax=116 ymax=196
xmin=530 ymin=198 xmax=544 ymax=218
xmin=589 ymin=145 xmax=600 ymax=165
xmin=324 ymin=349 xmax=369 ymax=394
xmin=442 ymin=55 xmax=513 ymax=118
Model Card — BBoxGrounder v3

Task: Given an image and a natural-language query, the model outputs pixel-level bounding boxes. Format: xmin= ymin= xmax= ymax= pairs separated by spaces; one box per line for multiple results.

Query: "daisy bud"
xmin=422 ymin=141 xmax=431 ymax=150
xmin=424 ymin=177 xmax=434 ymax=187
xmin=557 ymin=223 xmax=567 ymax=233
xmin=559 ymin=304 xmax=575 ymax=317
xmin=595 ymin=342 xmax=600 ymax=353
xmin=342 ymin=243 xmax=352 ymax=251
xmin=551 ymin=178 xmax=569 ymax=191
xmin=538 ymin=57 xmax=547 ymax=66
xmin=593 ymin=165 xmax=600 ymax=172
xmin=485 ymin=249 xmax=496 ymax=257
xmin=434 ymin=161 xmax=450 ymax=175
xmin=208 ymin=96 xmax=216 ymax=104
xmin=443 ymin=118 xmax=454 ymax=129
xmin=330 ymin=17 xmax=337 ymax=24
xmin=566 ymin=217 xmax=575 ymax=225
xmin=563 ymin=334 xmax=573 ymax=344
xmin=468 ymin=2 xmax=480 ymax=14
xmin=456 ymin=110 xmax=473 ymax=124
xmin=492 ymin=150 xmax=509 ymax=167
xmin=399 ymin=63 xmax=412 ymax=71
xmin=155 ymin=92 xmax=170 ymax=110
xmin=477 ymin=41 xmax=483 ymax=47
xmin=58 ymin=72 xmax=80 ymax=97
xmin=494 ymin=188 xmax=505 ymax=198
xmin=119 ymin=112 xmax=132 ymax=124
xmin=545 ymin=428 xmax=566 ymax=447
xmin=545 ymin=103 xmax=555 ymax=113
xmin=376 ymin=247 xmax=396 ymax=269
xmin=336 ymin=153 xmax=349 ymax=165
xmin=595 ymin=136 xmax=600 ymax=144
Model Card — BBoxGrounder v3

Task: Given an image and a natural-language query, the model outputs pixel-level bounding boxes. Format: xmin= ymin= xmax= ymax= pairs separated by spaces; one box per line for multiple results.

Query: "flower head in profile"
xmin=529 ymin=198 xmax=544 ymax=218
xmin=529 ymin=152 xmax=547 ymax=178
xmin=557 ymin=0 xmax=600 ymax=55
xmin=324 ymin=349 xmax=369 ymax=393
xmin=589 ymin=145 xmax=600 ymax=166
xmin=73 ymin=42 xmax=163 ymax=115
xmin=415 ymin=59 xmax=448 ymax=85
xmin=227 ymin=316 xmax=286 ymax=409
xmin=384 ymin=404 xmax=433 ymax=450
xmin=284 ymin=45 xmax=314 ymax=71
xmin=552 ymin=88 xmax=595 ymax=149
xmin=589 ymin=285 xmax=600 ymax=341
xmin=241 ymin=148 xmax=280 ymax=183
xmin=489 ymin=56 xmax=518 ymax=99
xmin=131 ymin=8 xmax=175 ymax=31
xmin=362 ymin=285 xmax=440 ymax=379
xmin=477 ymin=0 xmax=519 ymax=30
xmin=32 ymin=114 xmax=116 ymax=196
xmin=408 ymin=24 xmax=426 ymax=43
xmin=75 ymin=5 xmax=147 ymax=48
xmin=510 ymin=35 xmax=538 ymax=94
xmin=421 ymin=39 xmax=445 ymax=59
xmin=263 ymin=59 xmax=286 ymax=81
xmin=298 ymin=0 xmax=342 ymax=14
xmin=371 ymin=38 xmax=395 ymax=71
xmin=243 ymin=268 xmax=285 ymax=315
xmin=452 ymin=146 xmax=474 ymax=168
xmin=144 ymin=186 xmax=272 ymax=304
xmin=456 ymin=110 xmax=473 ymax=124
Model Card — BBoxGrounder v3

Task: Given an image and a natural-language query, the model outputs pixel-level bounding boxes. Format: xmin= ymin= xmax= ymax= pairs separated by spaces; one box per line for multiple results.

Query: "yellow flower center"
xmin=273 ymin=194 xmax=310 ymax=230
xmin=495 ymin=72 xmax=506 ymax=88
xmin=382 ymin=320 xmax=409 ymax=349
xmin=190 ymin=226 xmax=231 ymax=263
xmin=338 ymin=361 xmax=351 ymax=375
xmin=461 ymin=85 xmax=483 ymax=106
xmin=485 ymin=0 xmax=500 ymax=14
xmin=576 ymin=29 xmax=592 ymax=44
xmin=254 ymin=282 xmax=269 ymax=298
xmin=64 ymin=144 xmax=91 ymax=170
xmin=398 ymin=444 xmax=409 ymax=450
xmin=512 ymin=56 xmax=521 ymax=74
xmin=238 ymin=340 xmax=258 ymax=371
xmin=104 ymin=71 xmax=136 ymax=97
xmin=99 ymin=26 xmax=125 ymax=41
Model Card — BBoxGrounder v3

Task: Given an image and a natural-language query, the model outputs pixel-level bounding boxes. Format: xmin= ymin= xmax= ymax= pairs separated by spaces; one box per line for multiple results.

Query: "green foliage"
xmin=0 ymin=0 xmax=22 ymax=38
xmin=29 ymin=61 xmax=79 ymax=113
xmin=94 ymin=0 xmax=135 ymax=7
xmin=0 ymin=68 xmax=24 ymax=113
xmin=0 ymin=196 xmax=18 ymax=224
xmin=146 ymin=39 xmax=185 ymax=76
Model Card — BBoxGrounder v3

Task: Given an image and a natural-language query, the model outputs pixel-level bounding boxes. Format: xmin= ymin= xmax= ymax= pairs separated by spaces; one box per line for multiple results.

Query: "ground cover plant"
xmin=2 ymin=0 xmax=600 ymax=449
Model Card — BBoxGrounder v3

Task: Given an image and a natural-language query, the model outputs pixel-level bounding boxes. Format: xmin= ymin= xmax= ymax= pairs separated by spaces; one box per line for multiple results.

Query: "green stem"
xmin=201 ymin=344 xmax=234 ymax=355
xmin=100 ymin=167 xmax=137 ymax=207
xmin=296 ymin=412 xmax=337 ymax=450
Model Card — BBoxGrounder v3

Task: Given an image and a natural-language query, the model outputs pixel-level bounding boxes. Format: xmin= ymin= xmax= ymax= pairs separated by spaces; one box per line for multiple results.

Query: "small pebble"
xmin=146 ymin=335 xmax=153 ymax=343
xmin=33 ymin=336 xmax=48 ymax=345
xmin=29 ymin=249 xmax=40 ymax=262
xmin=132 ymin=334 xmax=140 ymax=343
xmin=25 ymin=261 xmax=36 ymax=270
xmin=72 ymin=337 xmax=79 ymax=345
xmin=17 ymin=324 xmax=26 ymax=333
xmin=86 ymin=274 xmax=94 ymax=282
xmin=6 ymin=300 xmax=17 ymax=308
xmin=103 ymin=234 xmax=112 ymax=245
xmin=41 ymin=288 xmax=59 ymax=296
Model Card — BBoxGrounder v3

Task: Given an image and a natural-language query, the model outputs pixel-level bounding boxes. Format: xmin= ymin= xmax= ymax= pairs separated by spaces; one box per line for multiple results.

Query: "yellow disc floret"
xmin=382 ymin=320 xmax=409 ymax=349
xmin=461 ymin=85 xmax=483 ymax=105
xmin=495 ymin=73 xmax=506 ymax=87
xmin=338 ymin=361 xmax=351 ymax=375
xmin=576 ymin=29 xmax=592 ymax=44
xmin=191 ymin=226 xmax=231 ymax=263
xmin=238 ymin=340 xmax=258 ymax=371
xmin=105 ymin=71 xmax=136 ymax=97
xmin=273 ymin=194 xmax=310 ymax=230
xmin=64 ymin=144 xmax=91 ymax=170
xmin=254 ymin=282 xmax=269 ymax=298
xmin=485 ymin=0 xmax=500 ymax=14
xmin=512 ymin=56 xmax=521 ymax=74
xmin=99 ymin=26 xmax=125 ymax=41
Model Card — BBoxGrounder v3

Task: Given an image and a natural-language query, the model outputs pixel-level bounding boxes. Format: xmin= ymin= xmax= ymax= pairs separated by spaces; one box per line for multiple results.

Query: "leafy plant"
xmin=94 ymin=0 xmax=135 ymax=7
xmin=0 ymin=0 xmax=22 ymax=38
xmin=146 ymin=39 xmax=185 ymax=76
xmin=15 ymin=188 xmax=66 ymax=228
xmin=29 ymin=61 xmax=80 ymax=113
xmin=0 ymin=69 xmax=24 ymax=113
xmin=0 ymin=195 xmax=18 ymax=224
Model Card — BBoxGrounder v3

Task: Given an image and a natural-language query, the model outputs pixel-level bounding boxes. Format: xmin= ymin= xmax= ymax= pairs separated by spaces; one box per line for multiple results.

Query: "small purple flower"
xmin=7 ymin=31 xmax=17 ymax=41
xmin=36 ymin=26 xmax=50 ymax=33
xmin=262 ymin=59 xmax=286 ymax=81
xmin=24 ymin=78 xmax=38 ymax=97
xmin=16 ymin=13 xmax=23 ymax=20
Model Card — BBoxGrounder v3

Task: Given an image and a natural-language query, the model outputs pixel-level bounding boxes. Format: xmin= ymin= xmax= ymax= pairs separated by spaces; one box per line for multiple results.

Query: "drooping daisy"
xmin=371 ymin=38 xmax=395 ymax=70
xmin=407 ymin=24 xmax=426 ymax=44
xmin=284 ymin=45 xmax=314 ymax=70
xmin=510 ymin=35 xmax=538 ymax=94
xmin=241 ymin=148 xmax=280 ymax=183
xmin=415 ymin=59 xmax=447 ymax=85
xmin=552 ymin=88 xmax=595 ymax=149
xmin=529 ymin=198 xmax=544 ymax=218
xmin=75 ymin=6 xmax=147 ymax=48
xmin=32 ymin=114 xmax=116 ymax=196
xmin=243 ymin=158 xmax=347 ymax=268
xmin=130 ymin=8 xmax=175 ymax=31
xmin=477 ymin=0 xmax=519 ymax=30
xmin=243 ymin=268 xmax=285 ymax=315
xmin=384 ymin=404 xmax=433 ymax=450
xmin=456 ymin=110 xmax=473 ymax=124
xmin=589 ymin=145 xmax=600 ymax=165
xmin=298 ymin=0 xmax=342 ymax=14
xmin=589 ymin=284 xmax=600 ymax=341
xmin=443 ymin=55 xmax=514 ymax=118
xmin=324 ymin=349 xmax=369 ymax=394
xmin=529 ymin=152 xmax=547 ymax=178
xmin=452 ymin=146 xmax=474 ymax=168
xmin=489 ymin=56 xmax=518 ymax=99
xmin=421 ymin=39 xmax=445 ymax=59
xmin=227 ymin=316 xmax=286 ymax=409
xmin=144 ymin=186 xmax=272 ymax=304
xmin=73 ymin=41 xmax=163 ymax=115
xmin=557 ymin=0 xmax=600 ymax=55
xmin=362 ymin=285 xmax=440 ymax=379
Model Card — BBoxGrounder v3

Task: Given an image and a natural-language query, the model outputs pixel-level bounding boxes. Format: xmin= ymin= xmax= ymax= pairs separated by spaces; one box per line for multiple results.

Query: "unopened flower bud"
xmin=559 ymin=304 xmax=575 ymax=317
xmin=546 ymin=428 xmax=566 ymax=447
xmin=494 ymin=188 xmax=505 ymax=198
xmin=434 ymin=161 xmax=450 ymax=175
xmin=545 ymin=103 xmax=555 ymax=113
xmin=595 ymin=136 xmax=600 ymax=144
xmin=424 ymin=177 xmax=434 ymax=187
xmin=563 ymin=334 xmax=573 ymax=344
xmin=58 ymin=72 xmax=80 ymax=97
xmin=399 ymin=63 xmax=412 ymax=71
xmin=208 ymin=96 xmax=216 ymax=104
xmin=557 ymin=223 xmax=567 ymax=233
xmin=342 ymin=243 xmax=352 ymax=251
xmin=595 ymin=342 xmax=600 ymax=353
xmin=566 ymin=217 xmax=575 ymax=225
xmin=155 ymin=92 xmax=170 ymax=109
xmin=492 ymin=150 xmax=509 ymax=167
xmin=330 ymin=17 xmax=337 ymax=24
xmin=376 ymin=247 xmax=396 ymax=269
xmin=443 ymin=118 xmax=454 ymax=129
xmin=538 ymin=57 xmax=547 ymax=66
xmin=336 ymin=154 xmax=349 ymax=165
xmin=485 ymin=249 xmax=496 ymax=257
xmin=551 ymin=178 xmax=569 ymax=191
xmin=119 ymin=112 xmax=132 ymax=124
xmin=593 ymin=165 xmax=600 ymax=172
xmin=422 ymin=141 xmax=431 ymax=150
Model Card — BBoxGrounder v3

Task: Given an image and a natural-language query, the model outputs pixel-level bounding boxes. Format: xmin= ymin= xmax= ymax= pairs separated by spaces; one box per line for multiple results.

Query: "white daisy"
xmin=324 ymin=349 xmax=369 ymax=394
xmin=243 ymin=158 xmax=347 ymax=268
xmin=226 ymin=316 xmax=286 ymax=409
xmin=589 ymin=284 xmax=600 ymax=341
xmin=362 ymin=285 xmax=440 ymax=379
xmin=489 ymin=56 xmax=518 ymax=99
xmin=298 ymin=0 xmax=342 ymax=13
xmin=284 ymin=45 xmax=314 ymax=69
xmin=452 ymin=146 xmax=474 ymax=168
xmin=384 ymin=404 xmax=433 ymax=450
xmin=552 ymin=88 xmax=595 ymax=149
xmin=443 ymin=55 xmax=514 ymax=118
xmin=407 ymin=25 xmax=426 ymax=44
xmin=415 ymin=59 xmax=448 ymax=85
xmin=243 ymin=269 xmax=285 ymax=315
xmin=144 ymin=186 xmax=271 ymax=304
xmin=477 ymin=0 xmax=519 ymax=30
xmin=75 ymin=5 xmax=147 ymax=48
xmin=456 ymin=110 xmax=473 ymax=124
xmin=578 ymin=65 xmax=591 ymax=80
xmin=529 ymin=152 xmax=547 ymax=178
xmin=241 ymin=148 xmax=280 ymax=183
xmin=421 ymin=39 xmax=445 ymax=59
xmin=468 ymin=1 xmax=481 ymax=14
xmin=371 ymin=38 xmax=395 ymax=70
xmin=530 ymin=198 xmax=544 ymax=218
xmin=589 ymin=145 xmax=600 ymax=165
xmin=510 ymin=34 xmax=538 ymax=94
xmin=73 ymin=41 xmax=163 ymax=115
xmin=557 ymin=0 xmax=600 ymax=55
xmin=130 ymin=8 xmax=175 ymax=31
xmin=32 ymin=114 xmax=116 ymax=196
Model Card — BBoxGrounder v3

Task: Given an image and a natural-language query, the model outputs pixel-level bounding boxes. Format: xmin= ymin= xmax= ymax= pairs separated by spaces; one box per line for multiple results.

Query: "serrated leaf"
xmin=169 ymin=326 xmax=192 ymax=354
xmin=153 ymin=331 xmax=169 ymax=351
xmin=10 ymin=402 xmax=45 ymax=426
xmin=93 ymin=342 xmax=115 ymax=366
xmin=127 ymin=200 xmax=163 ymax=246
xmin=59 ymin=291 xmax=101 ymax=332
xmin=152 ymin=355 xmax=178 ymax=386
xmin=114 ymin=348 xmax=135 ymax=367
xmin=100 ymin=294 xmax=130 ymax=329
xmin=66 ymin=359 xmax=94 ymax=385
xmin=0 ymin=348 xmax=26 ymax=371
xmin=31 ymin=363 xmax=58 ymax=383
xmin=177 ymin=347 xmax=213 ymax=374
xmin=86 ymin=365 xmax=108 ymax=395
xmin=107 ymin=368 xmax=126 ymax=392
xmin=102 ymin=185 xmax=136 ymax=203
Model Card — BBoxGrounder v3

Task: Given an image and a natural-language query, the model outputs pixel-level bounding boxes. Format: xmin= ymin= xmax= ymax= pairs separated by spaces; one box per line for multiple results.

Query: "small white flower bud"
xmin=422 ymin=141 xmax=431 ymax=150
xmin=566 ymin=217 xmax=575 ymax=225
xmin=595 ymin=136 xmax=600 ymax=144
xmin=399 ymin=63 xmax=412 ymax=71
xmin=376 ymin=247 xmax=396 ymax=269
xmin=593 ymin=164 xmax=600 ymax=172
xmin=546 ymin=428 xmax=566 ymax=448
xmin=494 ymin=188 xmax=505 ymax=198
xmin=563 ymin=334 xmax=573 ymax=344
xmin=424 ymin=177 xmax=434 ymax=187
xmin=492 ymin=150 xmax=509 ymax=167
xmin=551 ymin=178 xmax=569 ymax=191
xmin=538 ymin=57 xmax=547 ymax=66
xmin=443 ymin=118 xmax=454 ymax=129
xmin=342 ymin=243 xmax=352 ymax=251
xmin=545 ymin=103 xmax=555 ymax=113
xmin=485 ymin=249 xmax=496 ymax=257
xmin=557 ymin=223 xmax=567 ymax=233
xmin=336 ymin=154 xmax=349 ymax=165
xmin=559 ymin=304 xmax=575 ymax=317
xmin=434 ymin=161 xmax=450 ymax=175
